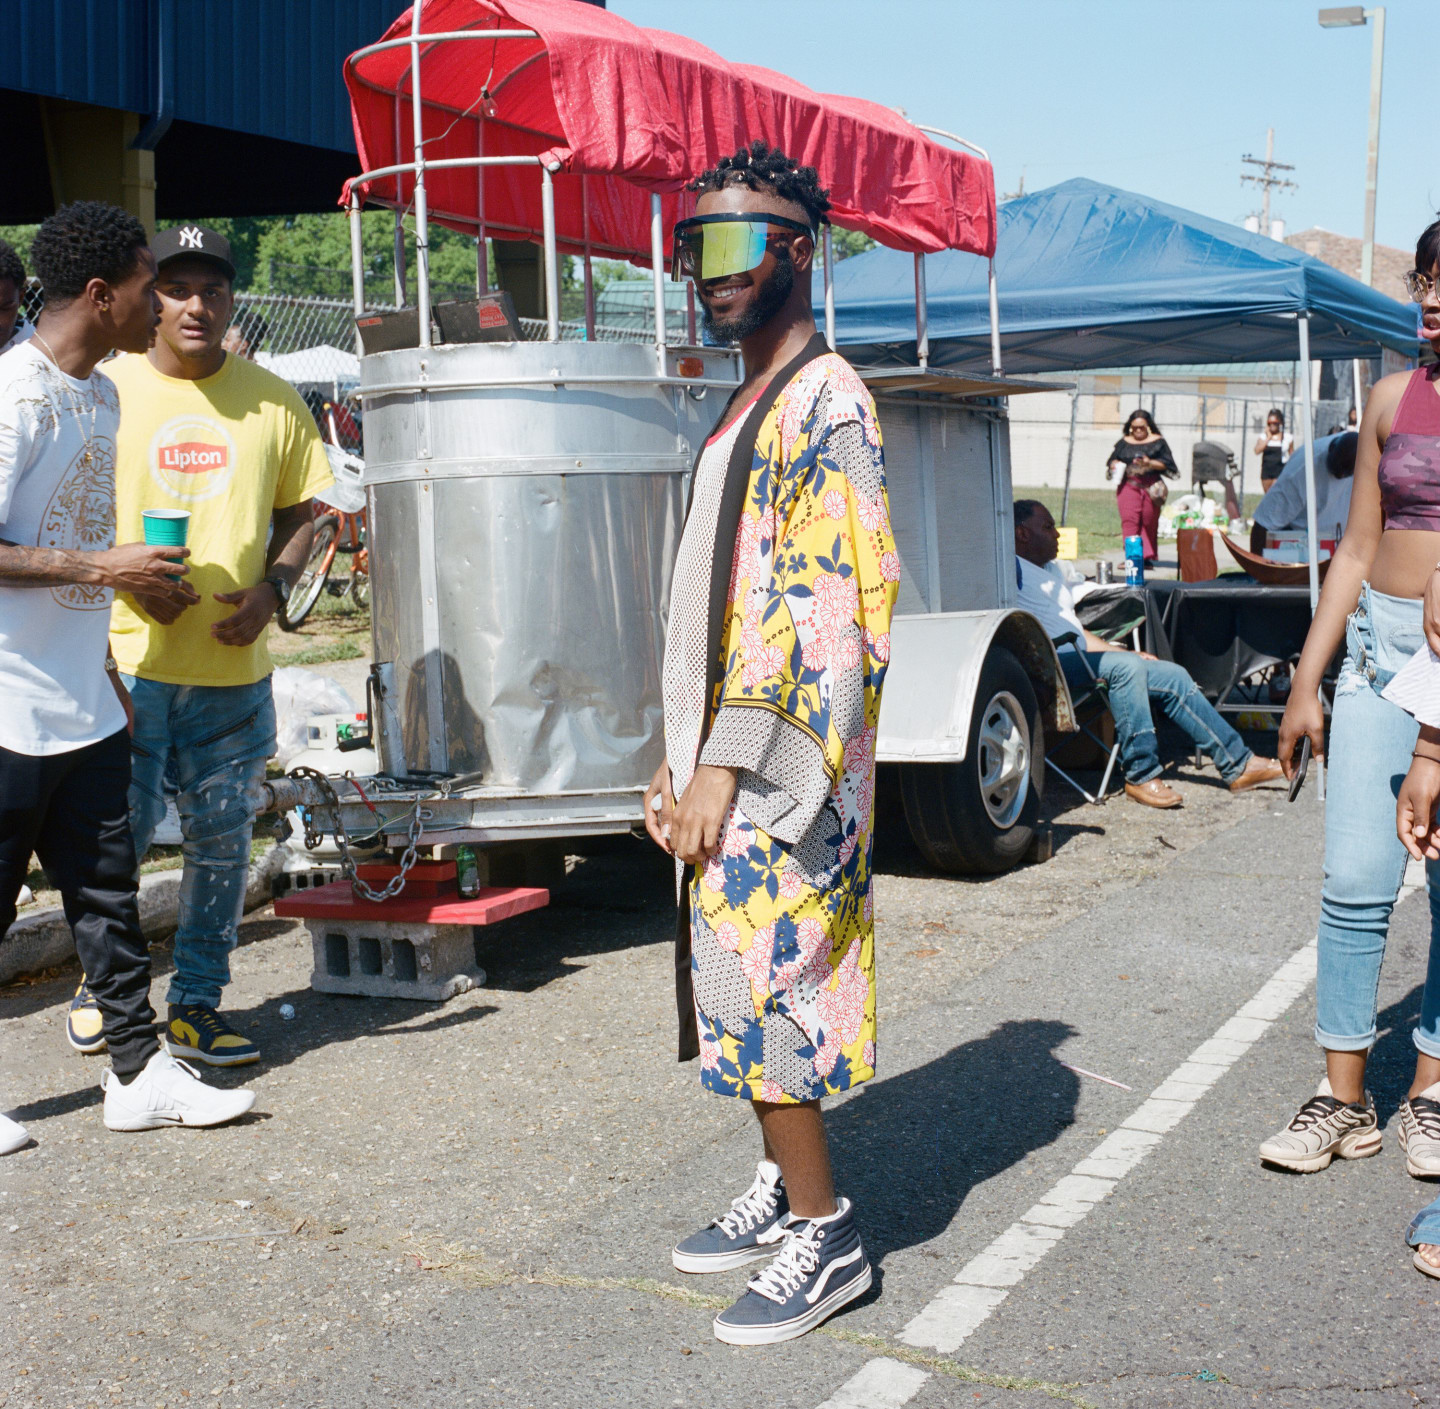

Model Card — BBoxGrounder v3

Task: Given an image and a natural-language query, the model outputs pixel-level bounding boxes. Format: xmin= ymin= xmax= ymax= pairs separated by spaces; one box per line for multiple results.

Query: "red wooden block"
xmin=274 ymin=880 xmax=549 ymax=926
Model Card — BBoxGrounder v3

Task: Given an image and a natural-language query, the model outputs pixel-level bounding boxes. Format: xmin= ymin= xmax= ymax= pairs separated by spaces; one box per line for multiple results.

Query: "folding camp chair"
xmin=1046 ymin=633 xmax=1122 ymax=804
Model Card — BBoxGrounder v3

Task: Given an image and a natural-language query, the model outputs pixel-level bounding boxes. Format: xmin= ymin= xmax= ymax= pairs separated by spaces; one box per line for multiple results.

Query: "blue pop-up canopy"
xmin=832 ymin=177 xmax=1419 ymax=373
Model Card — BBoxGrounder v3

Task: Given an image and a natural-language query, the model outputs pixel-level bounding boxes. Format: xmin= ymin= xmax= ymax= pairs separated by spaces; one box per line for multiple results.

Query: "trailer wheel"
xmin=898 ymin=646 xmax=1044 ymax=875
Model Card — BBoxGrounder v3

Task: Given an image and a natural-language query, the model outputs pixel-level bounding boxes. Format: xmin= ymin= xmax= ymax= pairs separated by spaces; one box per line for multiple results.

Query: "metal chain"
xmin=287 ymin=766 xmax=432 ymax=903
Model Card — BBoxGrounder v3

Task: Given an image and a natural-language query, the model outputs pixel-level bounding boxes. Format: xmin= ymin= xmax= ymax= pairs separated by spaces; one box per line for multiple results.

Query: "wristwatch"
xmin=263 ymin=575 xmax=292 ymax=607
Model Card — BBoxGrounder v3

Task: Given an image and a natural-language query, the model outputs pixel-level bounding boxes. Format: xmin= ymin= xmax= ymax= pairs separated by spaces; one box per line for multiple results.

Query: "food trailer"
xmin=273 ymin=0 xmax=1075 ymax=897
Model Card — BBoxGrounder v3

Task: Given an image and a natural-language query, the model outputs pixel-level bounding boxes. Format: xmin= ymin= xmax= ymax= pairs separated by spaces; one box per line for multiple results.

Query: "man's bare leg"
xmin=754 ymin=1099 xmax=836 ymax=1220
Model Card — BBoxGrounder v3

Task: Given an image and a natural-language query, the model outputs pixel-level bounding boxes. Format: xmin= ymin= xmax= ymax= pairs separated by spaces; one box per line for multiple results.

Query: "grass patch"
xmin=1016 ymin=486 xmax=1265 ymax=560
xmin=270 ymin=637 xmax=364 ymax=667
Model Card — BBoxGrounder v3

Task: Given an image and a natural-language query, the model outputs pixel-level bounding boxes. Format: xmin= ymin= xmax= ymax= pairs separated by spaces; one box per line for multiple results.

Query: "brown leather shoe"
xmin=1124 ymin=778 xmax=1183 ymax=808
xmin=1228 ymin=755 xmax=1285 ymax=793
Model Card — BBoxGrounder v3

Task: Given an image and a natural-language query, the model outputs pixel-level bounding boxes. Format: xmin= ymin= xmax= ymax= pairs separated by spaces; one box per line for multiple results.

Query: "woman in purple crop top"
xmin=1267 ymin=218 xmax=1440 ymax=1278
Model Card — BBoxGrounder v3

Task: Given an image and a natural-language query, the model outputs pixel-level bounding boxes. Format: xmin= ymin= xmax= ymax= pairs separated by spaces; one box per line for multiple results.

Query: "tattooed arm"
xmin=0 ymin=538 xmax=197 ymax=601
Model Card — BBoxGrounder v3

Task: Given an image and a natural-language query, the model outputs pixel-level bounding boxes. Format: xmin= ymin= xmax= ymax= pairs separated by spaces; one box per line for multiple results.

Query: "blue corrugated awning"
xmin=834 ymin=178 xmax=1420 ymax=372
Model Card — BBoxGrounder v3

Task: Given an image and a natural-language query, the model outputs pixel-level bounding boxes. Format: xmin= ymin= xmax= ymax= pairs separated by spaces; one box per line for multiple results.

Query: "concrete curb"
xmin=0 ymin=845 xmax=286 ymax=987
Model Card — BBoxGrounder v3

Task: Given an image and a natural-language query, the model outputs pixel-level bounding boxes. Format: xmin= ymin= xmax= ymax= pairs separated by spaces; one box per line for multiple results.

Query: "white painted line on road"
xmin=814 ymin=937 xmax=1319 ymax=1408
xmin=814 ymin=1357 xmax=931 ymax=1409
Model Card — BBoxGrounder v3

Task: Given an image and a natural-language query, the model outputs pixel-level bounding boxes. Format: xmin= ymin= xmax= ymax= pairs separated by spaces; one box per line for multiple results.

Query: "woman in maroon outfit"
xmin=1109 ymin=409 xmax=1179 ymax=565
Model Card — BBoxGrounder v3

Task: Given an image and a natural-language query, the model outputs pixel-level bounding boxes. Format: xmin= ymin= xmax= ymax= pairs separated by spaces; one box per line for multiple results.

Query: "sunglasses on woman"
xmin=1403 ymin=269 xmax=1439 ymax=303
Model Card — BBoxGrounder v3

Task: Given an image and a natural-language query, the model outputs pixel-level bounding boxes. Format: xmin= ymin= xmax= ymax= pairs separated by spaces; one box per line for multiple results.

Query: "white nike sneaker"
xmin=102 ymin=1049 xmax=256 ymax=1132
xmin=0 ymin=1110 xmax=30 ymax=1155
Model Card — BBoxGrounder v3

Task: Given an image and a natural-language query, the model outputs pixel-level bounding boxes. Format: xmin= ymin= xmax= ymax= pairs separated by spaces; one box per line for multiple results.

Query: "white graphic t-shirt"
xmin=0 ymin=342 xmax=125 ymax=754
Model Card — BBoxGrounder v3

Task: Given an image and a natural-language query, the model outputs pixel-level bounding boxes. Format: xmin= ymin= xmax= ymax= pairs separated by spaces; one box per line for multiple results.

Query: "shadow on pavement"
xmin=1369 ymin=981 xmax=1425 ymax=1127
xmin=828 ymin=1017 xmax=1081 ymax=1264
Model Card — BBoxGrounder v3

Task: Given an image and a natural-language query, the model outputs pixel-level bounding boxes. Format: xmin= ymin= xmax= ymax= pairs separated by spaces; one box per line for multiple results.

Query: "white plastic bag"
xmin=271 ymin=668 xmax=355 ymax=762
xmin=316 ymin=443 xmax=366 ymax=515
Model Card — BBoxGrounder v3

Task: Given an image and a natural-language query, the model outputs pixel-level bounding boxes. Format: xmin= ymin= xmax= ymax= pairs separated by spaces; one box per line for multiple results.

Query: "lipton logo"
xmin=148 ymin=415 xmax=237 ymax=503
xmin=159 ymin=441 xmax=228 ymax=473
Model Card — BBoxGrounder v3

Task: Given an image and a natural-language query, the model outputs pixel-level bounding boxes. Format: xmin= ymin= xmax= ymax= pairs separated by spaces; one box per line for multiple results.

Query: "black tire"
xmin=898 ymin=646 xmax=1045 ymax=876
xmin=280 ymin=515 xmax=339 ymax=631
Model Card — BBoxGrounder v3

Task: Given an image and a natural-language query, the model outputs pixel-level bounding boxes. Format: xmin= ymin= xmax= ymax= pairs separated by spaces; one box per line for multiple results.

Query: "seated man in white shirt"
xmin=1014 ymin=499 xmax=1283 ymax=808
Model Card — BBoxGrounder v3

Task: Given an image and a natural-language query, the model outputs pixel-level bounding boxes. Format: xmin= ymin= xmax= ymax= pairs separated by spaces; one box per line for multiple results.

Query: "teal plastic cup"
xmin=142 ymin=509 xmax=190 ymax=578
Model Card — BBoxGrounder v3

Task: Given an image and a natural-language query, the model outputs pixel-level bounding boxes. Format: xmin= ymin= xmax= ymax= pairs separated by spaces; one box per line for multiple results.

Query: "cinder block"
xmin=306 ymin=918 xmax=486 ymax=1001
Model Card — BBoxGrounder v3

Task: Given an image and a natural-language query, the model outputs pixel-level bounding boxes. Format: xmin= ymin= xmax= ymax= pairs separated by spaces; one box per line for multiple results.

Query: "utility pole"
xmin=1001 ymin=170 xmax=1026 ymax=203
xmin=1318 ymin=7 xmax=1385 ymax=287
xmin=1241 ymin=128 xmax=1297 ymax=235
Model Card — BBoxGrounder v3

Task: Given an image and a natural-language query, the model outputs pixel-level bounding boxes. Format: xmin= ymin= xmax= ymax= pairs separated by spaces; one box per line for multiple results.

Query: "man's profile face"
xmin=154 ymin=257 xmax=234 ymax=363
xmin=0 ymin=278 xmax=20 ymax=343
xmin=692 ymin=186 xmax=812 ymax=345
xmin=220 ymin=325 xmax=252 ymax=359
xmin=108 ymin=248 xmax=162 ymax=355
xmin=1015 ymin=505 xmax=1060 ymax=566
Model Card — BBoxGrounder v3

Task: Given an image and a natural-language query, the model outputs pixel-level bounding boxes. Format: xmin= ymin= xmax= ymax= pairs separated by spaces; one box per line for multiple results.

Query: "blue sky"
xmin=610 ymin=0 xmax=1432 ymax=274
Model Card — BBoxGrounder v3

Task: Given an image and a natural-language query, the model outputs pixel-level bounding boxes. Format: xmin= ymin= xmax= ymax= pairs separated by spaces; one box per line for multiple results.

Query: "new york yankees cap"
xmin=150 ymin=224 xmax=236 ymax=281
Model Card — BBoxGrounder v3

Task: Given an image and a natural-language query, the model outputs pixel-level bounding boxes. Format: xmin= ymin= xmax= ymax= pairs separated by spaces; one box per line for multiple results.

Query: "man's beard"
xmin=701 ymin=248 xmax=794 ymax=344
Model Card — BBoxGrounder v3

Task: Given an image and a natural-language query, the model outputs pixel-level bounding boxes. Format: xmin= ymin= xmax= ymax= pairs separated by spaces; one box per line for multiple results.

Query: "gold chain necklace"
xmin=31 ymin=331 xmax=100 ymax=468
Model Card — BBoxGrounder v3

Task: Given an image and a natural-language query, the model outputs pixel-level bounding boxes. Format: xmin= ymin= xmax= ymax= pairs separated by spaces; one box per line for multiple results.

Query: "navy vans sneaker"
xmin=713 ymin=1197 xmax=871 ymax=1345
xmin=672 ymin=1160 xmax=789 ymax=1274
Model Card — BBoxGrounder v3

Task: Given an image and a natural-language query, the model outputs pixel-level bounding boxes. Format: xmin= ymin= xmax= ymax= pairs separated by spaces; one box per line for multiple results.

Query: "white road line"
xmin=813 ymin=937 xmax=1318 ymax=1408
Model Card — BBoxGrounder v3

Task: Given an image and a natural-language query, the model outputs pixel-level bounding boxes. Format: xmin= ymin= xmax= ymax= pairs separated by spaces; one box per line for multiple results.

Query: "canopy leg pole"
xmin=686 ymin=283 xmax=696 ymax=344
xmin=582 ymin=175 xmax=595 ymax=340
xmin=541 ymin=164 xmax=560 ymax=343
xmin=1353 ymin=357 xmax=1365 ymax=423
xmin=914 ymin=252 xmax=929 ymax=371
xmin=393 ymin=209 xmax=406 ymax=309
xmin=348 ymin=193 xmax=365 ymax=354
xmin=1060 ymin=389 xmax=1079 ymax=528
xmin=823 ymin=225 xmax=836 ymax=351
xmin=476 ymin=115 xmax=488 ymax=295
xmin=650 ymin=193 xmax=667 ymax=368
xmin=1298 ymin=315 xmax=1320 ymax=613
xmin=1238 ymin=397 xmax=1249 ymax=514
xmin=987 ymin=254 xmax=1002 ymax=376
xmin=407 ymin=11 xmax=430 ymax=347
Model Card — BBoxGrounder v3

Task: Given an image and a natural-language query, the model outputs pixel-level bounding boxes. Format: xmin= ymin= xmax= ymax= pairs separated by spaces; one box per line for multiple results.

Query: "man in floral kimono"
xmin=644 ymin=142 xmax=898 ymax=1346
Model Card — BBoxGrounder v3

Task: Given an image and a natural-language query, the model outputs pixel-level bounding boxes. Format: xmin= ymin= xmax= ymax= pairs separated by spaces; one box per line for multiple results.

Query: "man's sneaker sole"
xmin=712 ymin=1263 xmax=872 ymax=1346
xmin=1260 ymin=1126 xmax=1382 ymax=1173
xmin=66 ymin=1028 xmax=107 ymax=1056
xmin=673 ymin=1243 xmax=777 ymax=1275
xmin=162 ymin=1035 xmax=260 ymax=1068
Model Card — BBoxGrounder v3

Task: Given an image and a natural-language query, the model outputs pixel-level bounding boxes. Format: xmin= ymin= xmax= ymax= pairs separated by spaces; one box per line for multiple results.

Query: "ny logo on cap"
xmin=178 ymin=227 xmax=204 ymax=249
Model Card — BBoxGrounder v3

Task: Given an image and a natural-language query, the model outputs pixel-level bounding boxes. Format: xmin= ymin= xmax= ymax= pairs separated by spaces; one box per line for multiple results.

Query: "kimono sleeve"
xmin=699 ymin=405 xmax=895 ymax=845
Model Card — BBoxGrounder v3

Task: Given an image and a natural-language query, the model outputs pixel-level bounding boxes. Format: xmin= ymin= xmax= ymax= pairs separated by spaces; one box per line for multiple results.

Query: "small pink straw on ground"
xmin=1058 ymin=1061 xmax=1133 ymax=1092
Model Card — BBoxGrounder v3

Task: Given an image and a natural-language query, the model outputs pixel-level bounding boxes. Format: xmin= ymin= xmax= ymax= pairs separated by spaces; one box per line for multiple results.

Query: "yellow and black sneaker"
xmin=165 ymin=1004 xmax=260 ymax=1067
xmin=66 ymin=979 xmax=107 ymax=1055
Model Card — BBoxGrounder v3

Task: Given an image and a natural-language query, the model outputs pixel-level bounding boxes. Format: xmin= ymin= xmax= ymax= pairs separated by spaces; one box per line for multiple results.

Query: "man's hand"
xmin=93 ymin=543 xmax=195 ymax=601
xmin=132 ymin=583 xmax=201 ymax=624
xmin=1400 ymin=756 xmax=1440 ymax=861
xmin=1277 ymin=687 xmax=1326 ymax=780
xmin=211 ymin=583 xmax=280 ymax=647
xmin=669 ymin=764 xmax=738 ymax=866
xmin=643 ymin=761 xmax=675 ymax=855
xmin=1424 ymin=566 xmax=1440 ymax=657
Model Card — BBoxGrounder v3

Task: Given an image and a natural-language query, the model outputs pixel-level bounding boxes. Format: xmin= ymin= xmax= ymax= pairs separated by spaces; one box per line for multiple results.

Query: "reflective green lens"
xmin=699 ymin=220 xmax=770 ymax=280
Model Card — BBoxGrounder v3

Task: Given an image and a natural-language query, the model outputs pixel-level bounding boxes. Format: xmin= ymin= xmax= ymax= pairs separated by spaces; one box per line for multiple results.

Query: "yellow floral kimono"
xmin=663 ymin=335 xmax=898 ymax=1103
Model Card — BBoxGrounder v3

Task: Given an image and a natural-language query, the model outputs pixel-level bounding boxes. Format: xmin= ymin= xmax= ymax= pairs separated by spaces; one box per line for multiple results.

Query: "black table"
xmin=1075 ymin=577 xmax=1319 ymax=708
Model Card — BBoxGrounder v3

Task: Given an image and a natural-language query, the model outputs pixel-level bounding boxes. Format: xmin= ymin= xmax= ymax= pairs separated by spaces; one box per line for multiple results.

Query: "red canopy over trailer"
xmin=341 ymin=0 xmax=997 ymax=264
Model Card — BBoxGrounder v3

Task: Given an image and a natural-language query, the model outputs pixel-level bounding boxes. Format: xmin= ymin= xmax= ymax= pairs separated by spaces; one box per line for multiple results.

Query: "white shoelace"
xmin=715 ymin=1171 xmax=780 ymax=1239
xmin=748 ymin=1224 xmax=822 ymax=1304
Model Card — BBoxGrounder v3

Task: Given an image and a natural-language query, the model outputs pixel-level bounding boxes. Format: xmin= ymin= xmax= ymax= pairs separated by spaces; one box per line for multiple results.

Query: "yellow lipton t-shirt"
xmin=108 ymin=352 xmax=333 ymax=686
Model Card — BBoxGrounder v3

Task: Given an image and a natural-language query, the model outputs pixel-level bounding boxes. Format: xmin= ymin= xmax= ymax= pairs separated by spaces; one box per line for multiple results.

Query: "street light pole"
xmin=1318 ymin=5 xmax=1386 ymax=288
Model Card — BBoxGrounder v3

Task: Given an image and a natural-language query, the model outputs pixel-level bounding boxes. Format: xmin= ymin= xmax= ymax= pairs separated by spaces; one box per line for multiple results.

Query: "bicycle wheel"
xmin=280 ymin=515 xmax=339 ymax=630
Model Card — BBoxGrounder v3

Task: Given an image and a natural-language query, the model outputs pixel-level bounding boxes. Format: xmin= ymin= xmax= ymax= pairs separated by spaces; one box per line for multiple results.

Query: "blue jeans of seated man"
xmin=1409 ymin=1192 xmax=1440 ymax=1249
xmin=1314 ymin=583 xmax=1440 ymax=1059
xmin=122 ymin=675 xmax=277 ymax=1010
xmin=1058 ymin=648 xmax=1252 ymax=786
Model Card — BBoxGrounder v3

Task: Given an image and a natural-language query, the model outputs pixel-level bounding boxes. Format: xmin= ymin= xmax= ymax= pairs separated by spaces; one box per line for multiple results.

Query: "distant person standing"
xmin=220 ymin=309 xmax=268 ymax=361
xmin=64 ymin=224 xmax=331 ymax=1068
xmin=0 ymin=239 xmax=34 ymax=355
xmin=1108 ymin=408 xmax=1178 ymax=566
xmin=1255 ymin=408 xmax=1294 ymax=493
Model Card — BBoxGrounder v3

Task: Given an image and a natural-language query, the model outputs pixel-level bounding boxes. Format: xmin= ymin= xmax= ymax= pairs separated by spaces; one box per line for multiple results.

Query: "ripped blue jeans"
xmin=122 ymin=676 xmax=276 ymax=1009
xmin=1315 ymin=584 xmax=1440 ymax=1058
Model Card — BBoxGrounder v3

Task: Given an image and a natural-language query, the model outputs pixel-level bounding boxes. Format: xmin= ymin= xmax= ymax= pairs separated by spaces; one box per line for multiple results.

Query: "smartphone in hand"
xmin=1287 ymin=734 xmax=1312 ymax=803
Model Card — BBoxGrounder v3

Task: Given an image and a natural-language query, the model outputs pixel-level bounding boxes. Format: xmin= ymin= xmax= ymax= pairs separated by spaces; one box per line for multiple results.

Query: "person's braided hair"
xmin=686 ymin=141 xmax=832 ymax=231
xmin=30 ymin=201 xmax=148 ymax=305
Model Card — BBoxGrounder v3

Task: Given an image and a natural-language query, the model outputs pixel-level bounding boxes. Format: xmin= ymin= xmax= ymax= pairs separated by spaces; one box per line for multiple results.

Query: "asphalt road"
xmin=3 ymin=767 xmax=1437 ymax=1408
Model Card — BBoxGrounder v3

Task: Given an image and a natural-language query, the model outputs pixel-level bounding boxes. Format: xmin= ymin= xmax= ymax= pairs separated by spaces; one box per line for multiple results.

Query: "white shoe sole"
xmin=712 ymin=1264 xmax=872 ymax=1346
xmin=672 ymin=1243 xmax=777 ymax=1274
xmin=103 ymin=1084 xmax=256 ymax=1132
xmin=162 ymin=1036 xmax=260 ymax=1068
xmin=66 ymin=1030 xmax=107 ymax=1056
xmin=1260 ymin=1126 xmax=1382 ymax=1173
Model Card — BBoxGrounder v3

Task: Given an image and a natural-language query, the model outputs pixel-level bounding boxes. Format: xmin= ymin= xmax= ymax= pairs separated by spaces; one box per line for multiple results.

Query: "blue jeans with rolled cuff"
xmin=1314 ymin=584 xmax=1440 ymax=1059
xmin=1408 ymin=1194 xmax=1440 ymax=1249
xmin=1058 ymin=649 xmax=1252 ymax=786
xmin=122 ymin=675 xmax=276 ymax=1010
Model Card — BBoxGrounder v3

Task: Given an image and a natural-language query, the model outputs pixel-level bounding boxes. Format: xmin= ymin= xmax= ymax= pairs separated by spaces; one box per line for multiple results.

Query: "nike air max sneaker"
xmin=1259 ymin=1076 xmax=1381 ymax=1172
xmin=1399 ymin=1081 xmax=1440 ymax=1178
